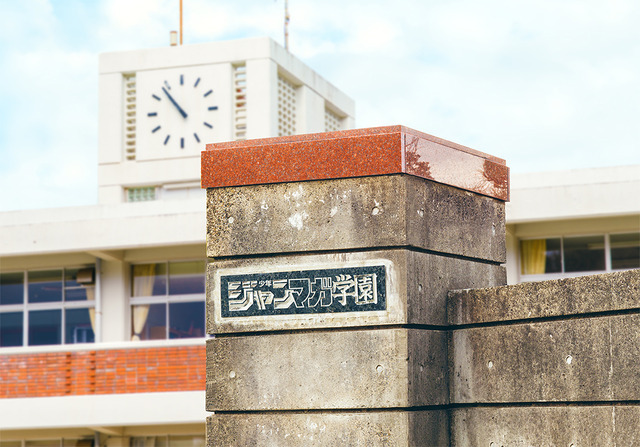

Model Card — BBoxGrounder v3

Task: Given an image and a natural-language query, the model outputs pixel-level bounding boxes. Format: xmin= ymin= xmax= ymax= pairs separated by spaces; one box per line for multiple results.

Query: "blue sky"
xmin=1 ymin=0 xmax=639 ymax=211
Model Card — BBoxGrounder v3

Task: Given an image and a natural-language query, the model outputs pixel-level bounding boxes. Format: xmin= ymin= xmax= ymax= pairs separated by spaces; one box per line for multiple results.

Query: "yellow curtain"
xmin=132 ymin=306 xmax=151 ymax=341
xmin=521 ymin=239 xmax=547 ymax=275
xmin=131 ymin=264 xmax=156 ymax=341
xmin=86 ymin=286 xmax=96 ymax=332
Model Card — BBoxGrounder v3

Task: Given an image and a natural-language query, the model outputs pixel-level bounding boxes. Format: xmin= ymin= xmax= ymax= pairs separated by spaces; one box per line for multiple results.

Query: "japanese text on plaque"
xmin=220 ymin=265 xmax=386 ymax=317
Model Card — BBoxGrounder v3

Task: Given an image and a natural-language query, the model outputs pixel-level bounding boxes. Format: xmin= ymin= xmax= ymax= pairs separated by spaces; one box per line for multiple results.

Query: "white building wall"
xmin=505 ymin=165 xmax=640 ymax=284
xmin=296 ymin=85 xmax=325 ymax=134
xmin=0 ymin=390 xmax=206 ymax=431
xmin=101 ymin=259 xmax=130 ymax=342
xmin=245 ymin=57 xmax=278 ymax=139
xmin=98 ymin=72 xmax=125 ymax=165
xmin=507 ymin=165 xmax=640 ymax=223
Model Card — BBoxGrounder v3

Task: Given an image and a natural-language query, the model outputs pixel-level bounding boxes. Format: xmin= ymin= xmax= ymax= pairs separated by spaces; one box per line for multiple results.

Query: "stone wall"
xmin=202 ymin=126 xmax=638 ymax=445
xmin=203 ymin=126 xmax=508 ymax=446
xmin=448 ymin=268 xmax=640 ymax=446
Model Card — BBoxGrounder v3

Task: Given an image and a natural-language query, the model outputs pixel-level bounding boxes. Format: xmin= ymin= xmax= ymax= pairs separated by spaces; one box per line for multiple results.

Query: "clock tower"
xmin=98 ymin=37 xmax=355 ymax=204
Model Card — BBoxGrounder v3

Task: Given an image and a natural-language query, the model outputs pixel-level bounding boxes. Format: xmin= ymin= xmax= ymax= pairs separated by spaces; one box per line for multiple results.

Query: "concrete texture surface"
xmin=206 ymin=328 xmax=447 ymax=411
xmin=449 ymin=269 xmax=640 ymax=325
xmin=207 ymin=410 xmax=449 ymax=447
xmin=206 ymin=175 xmax=505 ymax=262
xmin=451 ymin=405 xmax=640 ymax=446
xmin=451 ymin=313 xmax=640 ymax=403
xmin=206 ymin=248 xmax=505 ymax=334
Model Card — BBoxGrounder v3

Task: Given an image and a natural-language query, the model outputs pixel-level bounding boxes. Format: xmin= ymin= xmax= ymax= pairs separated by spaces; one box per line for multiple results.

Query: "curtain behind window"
xmin=520 ymin=239 xmax=547 ymax=275
xmin=131 ymin=264 xmax=156 ymax=341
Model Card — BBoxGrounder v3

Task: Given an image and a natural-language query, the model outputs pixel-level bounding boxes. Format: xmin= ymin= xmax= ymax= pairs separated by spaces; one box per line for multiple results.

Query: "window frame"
xmin=0 ymin=266 xmax=96 ymax=347
xmin=129 ymin=259 xmax=206 ymax=341
xmin=519 ymin=231 xmax=639 ymax=282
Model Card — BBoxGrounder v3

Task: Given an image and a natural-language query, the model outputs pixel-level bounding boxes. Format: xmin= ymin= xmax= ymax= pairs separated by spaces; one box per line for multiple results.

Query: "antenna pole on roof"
xmin=180 ymin=0 xmax=184 ymax=45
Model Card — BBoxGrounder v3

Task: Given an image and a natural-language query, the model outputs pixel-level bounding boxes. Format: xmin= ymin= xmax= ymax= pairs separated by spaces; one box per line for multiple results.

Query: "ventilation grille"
xmin=325 ymin=107 xmax=342 ymax=132
xmin=126 ymin=186 xmax=156 ymax=202
xmin=277 ymin=74 xmax=297 ymax=137
xmin=123 ymin=73 xmax=137 ymax=161
xmin=233 ymin=64 xmax=247 ymax=141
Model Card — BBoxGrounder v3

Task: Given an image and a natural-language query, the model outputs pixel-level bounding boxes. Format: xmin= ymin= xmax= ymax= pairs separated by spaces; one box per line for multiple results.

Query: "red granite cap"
xmin=201 ymin=125 xmax=509 ymax=201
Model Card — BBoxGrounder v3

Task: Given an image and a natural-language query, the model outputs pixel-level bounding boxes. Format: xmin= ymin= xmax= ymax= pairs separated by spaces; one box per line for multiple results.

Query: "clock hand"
xmin=162 ymin=86 xmax=188 ymax=119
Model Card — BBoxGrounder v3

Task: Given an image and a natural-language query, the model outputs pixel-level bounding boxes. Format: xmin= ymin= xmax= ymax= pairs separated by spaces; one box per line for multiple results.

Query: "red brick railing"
xmin=0 ymin=343 xmax=206 ymax=398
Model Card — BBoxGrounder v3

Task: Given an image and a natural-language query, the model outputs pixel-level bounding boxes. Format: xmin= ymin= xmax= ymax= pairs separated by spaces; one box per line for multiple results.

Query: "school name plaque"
xmin=220 ymin=265 xmax=387 ymax=318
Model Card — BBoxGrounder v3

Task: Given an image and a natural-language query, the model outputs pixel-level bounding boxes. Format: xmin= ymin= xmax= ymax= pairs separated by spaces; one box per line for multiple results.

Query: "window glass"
xmin=65 ymin=308 xmax=95 ymax=344
xmin=131 ymin=261 xmax=205 ymax=341
xmin=520 ymin=238 xmax=561 ymax=274
xmin=169 ymin=261 xmax=205 ymax=295
xmin=127 ymin=186 xmax=156 ymax=202
xmin=132 ymin=263 xmax=167 ymax=297
xmin=0 ymin=272 xmax=24 ymax=305
xmin=65 ymin=268 xmax=94 ymax=301
xmin=28 ymin=309 xmax=62 ymax=345
xmin=169 ymin=436 xmax=205 ymax=447
xmin=132 ymin=303 xmax=166 ymax=340
xmin=563 ymin=235 xmax=605 ymax=272
xmin=0 ymin=442 xmax=23 ymax=447
xmin=132 ymin=438 xmax=168 ymax=447
xmin=28 ymin=270 xmax=63 ymax=303
xmin=63 ymin=438 xmax=94 ymax=447
xmin=169 ymin=301 xmax=205 ymax=339
xmin=611 ymin=233 xmax=640 ymax=270
xmin=66 ymin=286 xmax=88 ymax=301
xmin=0 ymin=312 xmax=23 ymax=347
xmin=26 ymin=441 xmax=60 ymax=447
xmin=65 ymin=268 xmax=83 ymax=287
xmin=545 ymin=238 xmax=562 ymax=273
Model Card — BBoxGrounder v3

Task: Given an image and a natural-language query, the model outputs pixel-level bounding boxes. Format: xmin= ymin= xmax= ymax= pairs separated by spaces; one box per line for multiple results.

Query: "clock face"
xmin=136 ymin=65 xmax=231 ymax=160
xmin=147 ymin=73 xmax=218 ymax=150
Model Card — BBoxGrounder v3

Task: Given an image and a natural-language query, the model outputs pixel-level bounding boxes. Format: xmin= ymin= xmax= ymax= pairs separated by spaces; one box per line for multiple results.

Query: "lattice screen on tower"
xmin=123 ymin=73 xmax=137 ymax=161
xmin=324 ymin=107 xmax=343 ymax=132
xmin=233 ymin=64 xmax=247 ymax=141
xmin=277 ymin=74 xmax=297 ymax=136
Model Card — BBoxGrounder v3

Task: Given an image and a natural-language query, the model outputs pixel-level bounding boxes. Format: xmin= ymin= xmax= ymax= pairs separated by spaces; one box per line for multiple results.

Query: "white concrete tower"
xmin=98 ymin=37 xmax=355 ymax=204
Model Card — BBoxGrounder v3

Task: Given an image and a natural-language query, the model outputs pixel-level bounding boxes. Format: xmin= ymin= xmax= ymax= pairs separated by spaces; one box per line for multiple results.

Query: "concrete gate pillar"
xmin=201 ymin=126 xmax=509 ymax=446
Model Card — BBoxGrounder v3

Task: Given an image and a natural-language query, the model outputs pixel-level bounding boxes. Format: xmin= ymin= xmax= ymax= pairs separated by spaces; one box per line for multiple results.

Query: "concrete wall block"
xmin=404 ymin=176 xmax=505 ymax=263
xmin=404 ymin=250 xmax=506 ymax=328
xmin=449 ymin=269 xmax=640 ymax=325
xmin=451 ymin=314 xmax=640 ymax=403
xmin=207 ymin=410 xmax=449 ymax=446
xmin=451 ymin=406 xmax=639 ymax=446
xmin=206 ymin=328 xmax=448 ymax=411
xmin=206 ymin=248 xmax=506 ymax=334
xmin=206 ymin=175 xmax=505 ymax=262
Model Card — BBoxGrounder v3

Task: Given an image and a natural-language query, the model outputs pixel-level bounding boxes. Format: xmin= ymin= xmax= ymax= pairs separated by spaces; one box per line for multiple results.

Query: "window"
xmin=0 ymin=267 xmax=96 ymax=347
xmin=127 ymin=186 xmax=156 ymax=202
xmin=0 ymin=438 xmax=94 ymax=447
xmin=131 ymin=435 xmax=204 ymax=447
xmin=520 ymin=232 xmax=640 ymax=280
xmin=131 ymin=261 xmax=205 ymax=341
xmin=611 ymin=232 xmax=640 ymax=269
